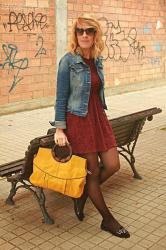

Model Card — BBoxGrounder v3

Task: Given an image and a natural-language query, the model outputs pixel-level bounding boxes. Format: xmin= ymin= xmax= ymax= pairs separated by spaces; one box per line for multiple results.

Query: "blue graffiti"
xmin=154 ymin=42 xmax=161 ymax=52
xmin=143 ymin=24 xmax=151 ymax=34
xmin=0 ymin=44 xmax=28 ymax=92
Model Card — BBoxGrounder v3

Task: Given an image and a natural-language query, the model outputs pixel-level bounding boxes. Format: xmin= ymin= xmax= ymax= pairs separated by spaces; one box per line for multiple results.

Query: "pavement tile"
xmin=158 ymin=237 xmax=166 ymax=247
xmin=29 ymin=236 xmax=46 ymax=246
xmin=0 ymin=243 xmax=15 ymax=250
xmin=9 ymin=237 xmax=26 ymax=247
xmin=78 ymin=241 xmax=96 ymax=249
xmin=98 ymin=240 xmax=115 ymax=249
xmin=68 ymin=226 xmax=82 ymax=235
xmin=128 ymin=234 xmax=142 ymax=244
xmin=48 ymin=236 xmax=65 ymax=246
xmin=111 ymin=246 xmax=127 ymax=250
xmin=72 ymin=246 xmax=84 ymax=250
xmin=78 ymin=231 xmax=92 ymax=240
xmin=59 ymin=241 xmax=76 ymax=249
xmin=155 ymin=215 xmax=166 ymax=224
xmin=68 ymin=235 xmax=85 ymax=245
xmin=88 ymin=235 xmax=105 ymax=245
xmin=130 ymin=245 xmax=147 ymax=250
xmin=21 ymin=232 xmax=35 ymax=241
xmin=17 ymin=241 xmax=35 ymax=250
xmin=37 ymin=241 xmax=55 ymax=250
xmin=39 ymin=231 xmax=54 ymax=240
xmin=149 ymin=245 xmax=166 ymax=250
xmin=95 ymin=231 xmax=112 ymax=240
xmin=1 ymin=232 xmax=17 ymax=241
xmin=118 ymin=240 xmax=135 ymax=249
xmin=59 ymin=231 xmax=75 ymax=240
xmin=0 ymin=239 xmax=6 ymax=245
xmin=145 ymin=234 xmax=161 ymax=243
xmin=152 ymin=228 xmax=166 ymax=238
xmin=138 ymin=238 xmax=156 ymax=248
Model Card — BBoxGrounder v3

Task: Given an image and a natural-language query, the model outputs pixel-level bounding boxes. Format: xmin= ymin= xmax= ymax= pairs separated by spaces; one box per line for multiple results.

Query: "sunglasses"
xmin=76 ymin=27 xmax=96 ymax=36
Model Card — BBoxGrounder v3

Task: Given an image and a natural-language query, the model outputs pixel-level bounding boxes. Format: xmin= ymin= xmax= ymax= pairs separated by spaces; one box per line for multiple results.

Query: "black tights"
xmin=79 ymin=148 xmax=123 ymax=231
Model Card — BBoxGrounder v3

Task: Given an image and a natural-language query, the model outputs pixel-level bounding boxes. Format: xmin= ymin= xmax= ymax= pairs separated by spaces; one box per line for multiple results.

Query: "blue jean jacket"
xmin=51 ymin=52 xmax=107 ymax=129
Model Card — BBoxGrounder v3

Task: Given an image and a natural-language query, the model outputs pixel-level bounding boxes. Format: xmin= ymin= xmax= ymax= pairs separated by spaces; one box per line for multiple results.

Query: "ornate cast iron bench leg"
xmin=36 ymin=187 xmax=54 ymax=225
xmin=6 ymin=179 xmax=54 ymax=224
xmin=118 ymin=144 xmax=142 ymax=180
xmin=6 ymin=181 xmax=18 ymax=205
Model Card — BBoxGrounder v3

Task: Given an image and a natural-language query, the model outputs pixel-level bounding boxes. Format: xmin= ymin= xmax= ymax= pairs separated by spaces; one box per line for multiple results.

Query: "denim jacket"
xmin=51 ymin=52 xmax=107 ymax=129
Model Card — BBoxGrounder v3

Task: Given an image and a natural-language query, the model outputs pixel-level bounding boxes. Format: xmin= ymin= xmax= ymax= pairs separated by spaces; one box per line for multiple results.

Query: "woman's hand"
xmin=54 ymin=128 xmax=69 ymax=146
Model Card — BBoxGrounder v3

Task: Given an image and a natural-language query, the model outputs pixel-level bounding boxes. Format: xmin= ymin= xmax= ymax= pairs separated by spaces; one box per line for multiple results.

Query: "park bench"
xmin=0 ymin=107 xmax=162 ymax=224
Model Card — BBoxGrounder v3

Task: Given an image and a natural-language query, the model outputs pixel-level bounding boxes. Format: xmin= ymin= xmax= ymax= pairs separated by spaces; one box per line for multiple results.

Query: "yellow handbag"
xmin=29 ymin=145 xmax=87 ymax=198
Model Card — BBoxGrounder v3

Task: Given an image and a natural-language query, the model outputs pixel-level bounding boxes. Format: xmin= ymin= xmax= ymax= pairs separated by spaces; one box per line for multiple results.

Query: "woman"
xmin=52 ymin=15 xmax=130 ymax=238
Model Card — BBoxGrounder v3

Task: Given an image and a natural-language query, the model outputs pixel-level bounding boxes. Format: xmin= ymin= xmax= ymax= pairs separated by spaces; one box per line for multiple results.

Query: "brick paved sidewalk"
xmin=0 ymin=86 xmax=166 ymax=249
xmin=0 ymin=127 xmax=166 ymax=250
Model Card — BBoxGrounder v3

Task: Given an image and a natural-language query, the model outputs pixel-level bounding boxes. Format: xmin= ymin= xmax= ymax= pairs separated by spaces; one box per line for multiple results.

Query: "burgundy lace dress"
xmin=65 ymin=58 xmax=116 ymax=154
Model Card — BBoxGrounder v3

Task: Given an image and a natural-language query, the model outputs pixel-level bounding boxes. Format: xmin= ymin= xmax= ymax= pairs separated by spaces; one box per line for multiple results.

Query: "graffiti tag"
xmin=3 ymin=11 xmax=48 ymax=32
xmin=35 ymin=35 xmax=47 ymax=57
xmin=99 ymin=17 xmax=146 ymax=62
xmin=0 ymin=44 xmax=28 ymax=92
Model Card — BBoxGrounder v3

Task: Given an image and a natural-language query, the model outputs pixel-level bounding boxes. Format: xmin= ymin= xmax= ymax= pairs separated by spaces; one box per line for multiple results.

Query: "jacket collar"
xmin=73 ymin=53 xmax=103 ymax=66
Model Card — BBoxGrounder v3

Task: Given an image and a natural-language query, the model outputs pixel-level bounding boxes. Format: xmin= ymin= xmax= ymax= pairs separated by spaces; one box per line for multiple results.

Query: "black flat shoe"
xmin=101 ymin=220 xmax=130 ymax=238
xmin=73 ymin=198 xmax=85 ymax=221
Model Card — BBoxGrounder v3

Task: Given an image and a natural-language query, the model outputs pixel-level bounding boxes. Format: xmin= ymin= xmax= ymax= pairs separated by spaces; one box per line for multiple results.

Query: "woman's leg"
xmin=79 ymin=152 xmax=129 ymax=237
xmin=99 ymin=147 xmax=120 ymax=184
xmin=83 ymin=152 xmax=111 ymax=218
xmin=74 ymin=148 xmax=120 ymax=220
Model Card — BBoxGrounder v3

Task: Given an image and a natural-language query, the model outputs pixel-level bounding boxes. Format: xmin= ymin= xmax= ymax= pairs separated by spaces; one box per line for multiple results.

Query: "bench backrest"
xmin=110 ymin=107 xmax=161 ymax=146
xmin=111 ymin=119 xmax=144 ymax=146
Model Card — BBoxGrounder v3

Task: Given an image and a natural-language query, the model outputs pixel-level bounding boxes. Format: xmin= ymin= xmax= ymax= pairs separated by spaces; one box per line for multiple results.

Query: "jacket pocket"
xmin=70 ymin=64 xmax=85 ymax=87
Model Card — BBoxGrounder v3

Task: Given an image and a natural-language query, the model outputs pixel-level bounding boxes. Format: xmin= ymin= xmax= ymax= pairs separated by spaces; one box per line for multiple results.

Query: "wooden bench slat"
xmin=0 ymin=163 xmax=23 ymax=173
xmin=112 ymin=124 xmax=134 ymax=134
xmin=114 ymin=127 xmax=135 ymax=136
xmin=110 ymin=107 xmax=161 ymax=125
xmin=111 ymin=119 xmax=141 ymax=128
xmin=0 ymin=165 xmax=23 ymax=177
xmin=117 ymin=140 xmax=128 ymax=147
xmin=0 ymin=159 xmax=24 ymax=177
xmin=0 ymin=159 xmax=24 ymax=170
xmin=116 ymin=134 xmax=131 ymax=142
xmin=115 ymin=135 xmax=132 ymax=144
xmin=113 ymin=124 xmax=136 ymax=142
xmin=116 ymin=135 xmax=133 ymax=145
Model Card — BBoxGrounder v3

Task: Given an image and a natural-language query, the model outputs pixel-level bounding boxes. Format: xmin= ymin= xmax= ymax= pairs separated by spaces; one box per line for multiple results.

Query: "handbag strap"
xmin=51 ymin=144 xmax=72 ymax=163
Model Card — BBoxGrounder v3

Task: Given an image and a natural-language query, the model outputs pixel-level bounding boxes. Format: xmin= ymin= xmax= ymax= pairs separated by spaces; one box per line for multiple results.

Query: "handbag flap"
xmin=33 ymin=147 xmax=87 ymax=179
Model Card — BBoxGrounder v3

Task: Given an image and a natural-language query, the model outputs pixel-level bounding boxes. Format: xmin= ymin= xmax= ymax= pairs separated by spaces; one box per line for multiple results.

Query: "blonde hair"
xmin=69 ymin=15 xmax=104 ymax=59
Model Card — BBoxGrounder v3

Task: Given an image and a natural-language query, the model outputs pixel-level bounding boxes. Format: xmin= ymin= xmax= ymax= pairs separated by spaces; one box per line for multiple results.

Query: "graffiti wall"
xmin=0 ymin=0 xmax=56 ymax=109
xmin=68 ymin=0 xmax=166 ymax=88
xmin=0 ymin=0 xmax=166 ymax=113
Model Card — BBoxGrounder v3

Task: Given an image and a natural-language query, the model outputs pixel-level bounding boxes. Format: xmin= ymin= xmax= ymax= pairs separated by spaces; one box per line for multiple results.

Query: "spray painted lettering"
xmin=35 ymin=35 xmax=47 ymax=57
xmin=3 ymin=11 xmax=48 ymax=32
xmin=0 ymin=44 xmax=28 ymax=92
xmin=99 ymin=17 xmax=146 ymax=62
